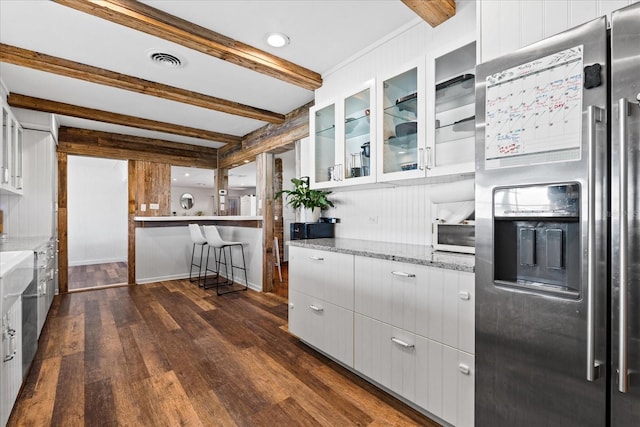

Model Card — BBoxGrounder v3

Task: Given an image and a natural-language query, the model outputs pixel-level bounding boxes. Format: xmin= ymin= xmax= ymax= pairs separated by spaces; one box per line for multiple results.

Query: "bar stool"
xmin=202 ymin=225 xmax=248 ymax=295
xmin=188 ymin=224 xmax=208 ymax=286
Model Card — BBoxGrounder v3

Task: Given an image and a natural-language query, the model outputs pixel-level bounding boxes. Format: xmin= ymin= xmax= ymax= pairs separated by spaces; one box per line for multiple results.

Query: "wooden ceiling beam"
xmin=52 ymin=0 xmax=323 ymax=91
xmin=400 ymin=0 xmax=456 ymax=27
xmin=219 ymin=102 xmax=311 ymax=169
xmin=0 ymin=43 xmax=285 ymax=124
xmin=8 ymin=93 xmax=241 ymax=145
xmin=58 ymin=126 xmax=217 ymax=168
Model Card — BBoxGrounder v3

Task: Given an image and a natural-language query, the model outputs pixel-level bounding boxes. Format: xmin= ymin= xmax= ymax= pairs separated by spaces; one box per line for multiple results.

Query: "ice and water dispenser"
xmin=493 ymin=183 xmax=581 ymax=298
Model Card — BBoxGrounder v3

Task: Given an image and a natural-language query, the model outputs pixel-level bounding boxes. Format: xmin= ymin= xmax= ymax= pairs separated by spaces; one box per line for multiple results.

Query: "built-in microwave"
xmin=432 ymin=220 xmax=475 ymax=254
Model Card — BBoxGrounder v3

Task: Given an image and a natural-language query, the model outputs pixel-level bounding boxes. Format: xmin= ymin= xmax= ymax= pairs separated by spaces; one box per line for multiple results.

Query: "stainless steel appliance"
xmin=21 ymin=277 xmax=37 ymax=377
xmin=475 ymin=4 xmax=640 ymax=425
xmin=432 ymin=219 xmax=475 ymax=254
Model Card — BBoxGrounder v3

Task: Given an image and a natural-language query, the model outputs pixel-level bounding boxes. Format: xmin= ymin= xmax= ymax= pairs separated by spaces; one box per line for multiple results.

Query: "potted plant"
xmin=275 ymin=177 xmax=334 ymax=222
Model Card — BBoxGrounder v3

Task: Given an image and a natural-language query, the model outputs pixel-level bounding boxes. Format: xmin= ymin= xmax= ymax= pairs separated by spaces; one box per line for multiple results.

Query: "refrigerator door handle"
xmin=587 ymin=105 xmax=604 ymax=382
xmin=618 ymin=98 xmax=630 ymax=393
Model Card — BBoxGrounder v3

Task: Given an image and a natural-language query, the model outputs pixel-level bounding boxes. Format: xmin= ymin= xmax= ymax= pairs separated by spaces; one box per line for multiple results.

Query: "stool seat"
xmin=202 ymin=225 xmax=248 ymax=295
xmin=188 ymin=224 xmax=208 ymax=286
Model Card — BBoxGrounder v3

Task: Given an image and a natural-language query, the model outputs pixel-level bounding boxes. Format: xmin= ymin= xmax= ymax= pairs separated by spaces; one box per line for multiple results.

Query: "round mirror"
xmin=180 ymin=193 xmax=194 ymax=209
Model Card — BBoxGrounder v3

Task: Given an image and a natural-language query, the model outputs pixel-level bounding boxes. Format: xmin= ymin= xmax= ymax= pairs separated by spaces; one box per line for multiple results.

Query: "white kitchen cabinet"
xmin=418 ymin=267 xmax=475 ymax=355
xmin=288 ymin=246 xmax=354 ymax=309
xmin=288 ymin=246 xmax=355 ymax=367
xmin=354 ymin=313 xmax=475 ymax=427
xmin=377 ymin=61 xmax=427 ymax=183
xmin=1 ymin=300 xmax=23 ymax=427
xmin=354 ymin=256 xmax=423 ymax=332
xmin=289 ymin=245 xmax=474 ymax=426
xmin=289 ymin=290 xmax=354 ymax=367
xmin=426 ymin=40 xmax=477 ymax=178
xmin=0 ymin=100 xmax=24 ymax=195
xmin=309 ymin=82 xmax=376 ymax=189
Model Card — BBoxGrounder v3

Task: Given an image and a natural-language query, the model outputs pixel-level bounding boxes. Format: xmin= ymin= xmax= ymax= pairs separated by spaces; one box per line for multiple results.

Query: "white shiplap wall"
xmin=312 ymin=1 xmax=477 ymax=245
xmin=479 ymin=0 xmax=638 ymax=62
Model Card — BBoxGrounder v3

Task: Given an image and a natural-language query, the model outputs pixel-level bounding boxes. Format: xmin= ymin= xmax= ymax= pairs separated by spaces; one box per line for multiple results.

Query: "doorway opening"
xmin=67 ymin=156 xmax=128 ymax=291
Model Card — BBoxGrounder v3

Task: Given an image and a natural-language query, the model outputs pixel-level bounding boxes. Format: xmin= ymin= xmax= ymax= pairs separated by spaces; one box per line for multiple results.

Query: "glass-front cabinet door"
xmin=1 ymin=106 xmax=9 ymax=185
xmin=377 ymin=63 xmax=426 ymax=182
xmin=343 ymin=85 xmax=375 ymax=185
xmin=310 ymin=102 xmax=336 ymax=187
xmin=309 ymin=83 xmax=376 ymax=189
xmin=428 ymin=40 xmax=476 ymax=177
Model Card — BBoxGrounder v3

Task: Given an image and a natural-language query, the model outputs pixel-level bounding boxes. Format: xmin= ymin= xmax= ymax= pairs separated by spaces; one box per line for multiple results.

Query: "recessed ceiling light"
xmin=185 ymin=173 xmax=190 ymax=177
xmin=266 ymin=32 xmax=290 ymax=48
xmin=243 ymin=160 xmax=250 ymax=163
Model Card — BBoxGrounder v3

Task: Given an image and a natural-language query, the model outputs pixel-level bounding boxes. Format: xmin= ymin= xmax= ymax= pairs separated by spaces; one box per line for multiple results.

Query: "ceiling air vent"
xmin=147 ymin=50 xmax=184 ymax=68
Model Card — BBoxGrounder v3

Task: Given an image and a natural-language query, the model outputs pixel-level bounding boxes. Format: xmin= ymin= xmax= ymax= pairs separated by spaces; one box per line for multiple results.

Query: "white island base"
xmin=134 ymin=216 xmax=263 ymax=291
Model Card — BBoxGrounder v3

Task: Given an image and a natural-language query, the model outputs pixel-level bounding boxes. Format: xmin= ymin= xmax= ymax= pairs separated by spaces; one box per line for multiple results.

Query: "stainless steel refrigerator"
xmin=475 ymin=3 xmax=640 ymax=426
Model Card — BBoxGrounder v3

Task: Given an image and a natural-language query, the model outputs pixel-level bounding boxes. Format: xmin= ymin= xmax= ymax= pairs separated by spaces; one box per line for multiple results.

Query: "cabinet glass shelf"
xmin=436 ymin=116 xmax=475 ymax=144
xmin=386 ymin=133 xmax=417 ymax=150
xmin=345 ymin=114 xmax=371 ymax=139
xmin=384 ymin=101 xmax=417 ymax=122
xmin=316 ymin=124 xmax=336 ymax=137
xmin=435 ymin=74 xmax=475 ymax=113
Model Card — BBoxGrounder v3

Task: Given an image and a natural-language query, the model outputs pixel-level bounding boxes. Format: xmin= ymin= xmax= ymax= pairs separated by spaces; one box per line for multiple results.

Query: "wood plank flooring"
xmin=10 ymin=280 xmax=440 ymax=427
xmin=68 ymin=262 xmax=128 ymax=290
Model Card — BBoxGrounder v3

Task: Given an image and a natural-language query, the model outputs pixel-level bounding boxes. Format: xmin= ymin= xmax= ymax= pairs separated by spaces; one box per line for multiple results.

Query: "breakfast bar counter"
xmin=134 ymin=216 xmax=263 ymax=289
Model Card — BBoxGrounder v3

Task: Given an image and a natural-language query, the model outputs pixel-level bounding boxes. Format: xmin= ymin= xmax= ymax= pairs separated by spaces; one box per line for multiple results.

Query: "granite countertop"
xmin=287 ymin=238 xmax=475 ymax=273
xmin=0 ymin=235 xmax=53 ymax=252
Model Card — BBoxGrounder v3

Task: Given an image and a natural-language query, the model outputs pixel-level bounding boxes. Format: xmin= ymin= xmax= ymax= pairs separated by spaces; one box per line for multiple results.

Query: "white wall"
xmin=312 ymin=1 xmax=477 ymax=245
xmin=0 ymin=117 xmax=57 ymax=239
xmin=478 ymin=0 xmax=638 ymax=62
xmin=171 ymin=185 xmax=215 ymax=216
xmin=67 ymin=156 xmax=127 ymax=266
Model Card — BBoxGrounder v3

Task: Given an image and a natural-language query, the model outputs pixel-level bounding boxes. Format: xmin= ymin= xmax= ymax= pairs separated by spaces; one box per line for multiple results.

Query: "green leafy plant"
xmin=275 ymin=177 xmax=334 ymax=211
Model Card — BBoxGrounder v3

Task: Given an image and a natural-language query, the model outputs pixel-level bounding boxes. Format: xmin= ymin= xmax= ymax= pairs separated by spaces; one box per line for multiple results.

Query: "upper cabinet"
xmin=427 ymin=40 xmax=476 ymax=178
xmin=309 ymin=82 xmax=376 ymax=189
xmin=377 ymin=62 xmax=426 ymax=183
xmin=308 ymin=37 xmax=477 ymax=189
xmin=1 ymin=100 xmax=24 ymax=195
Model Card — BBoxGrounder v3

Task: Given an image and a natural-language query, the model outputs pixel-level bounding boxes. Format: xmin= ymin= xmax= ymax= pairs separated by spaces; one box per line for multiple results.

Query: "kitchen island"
xmin=134 ymin=216 xmax=263 ymax=290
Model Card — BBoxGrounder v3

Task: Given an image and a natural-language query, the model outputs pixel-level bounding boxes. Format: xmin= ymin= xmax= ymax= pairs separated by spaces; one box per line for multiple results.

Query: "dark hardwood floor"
xmin=272 ymin=261 xmax=288 ymax=299
xmin=68 ymin=262 xmax=128 ymax=291
xmin=10 ymin=279 xmax=440 ymax=426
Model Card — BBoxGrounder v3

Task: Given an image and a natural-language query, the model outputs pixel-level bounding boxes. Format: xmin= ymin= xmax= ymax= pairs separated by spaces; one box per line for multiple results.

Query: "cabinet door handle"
xmin=459 ymin=364 xmax=471 ymax=375
xmin=309 ymin=256 xmax=324 ymax=261
xmin=391 ymin=271 xmax=415 ymax=278
xmin=391 ymin=337 xmax=415 ymax=349
xmin=426 ymin=146 xmax=433 ymax=170
xmin=309 ymin=304 xmax=323 ymax=312
xmin=418 ymin=148 xmax=425 ymax=170
xmin=458 ymin=291 xmax=470 ymax=300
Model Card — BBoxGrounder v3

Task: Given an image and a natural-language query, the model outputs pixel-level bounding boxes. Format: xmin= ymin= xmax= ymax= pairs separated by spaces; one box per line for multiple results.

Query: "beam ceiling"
xmin=0 ymin=43 xmax=285 ymax=124
xmin=400 ymin=0 xmax=456 ymax=27
xmin=8 ymin=93 xmax=241 ymax=145
xmin=52 ymin=0 xmax=323 ymax=91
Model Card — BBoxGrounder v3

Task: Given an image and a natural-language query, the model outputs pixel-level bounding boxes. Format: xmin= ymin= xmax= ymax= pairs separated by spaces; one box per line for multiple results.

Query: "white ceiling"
xmin=0 ymin=1 xmax=419 ymax=149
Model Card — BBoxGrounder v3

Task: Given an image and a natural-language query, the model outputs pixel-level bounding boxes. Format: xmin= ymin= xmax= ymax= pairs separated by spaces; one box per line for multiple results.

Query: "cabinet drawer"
xmin=416 ymin=268 xmax=474 ymax=354
xmin=354 ymin=314 xmax=474 ymax=427
xmin=289 ymin=290 xmax=353 ymax=367
xmin=289 ymin=246 xmax=354 ymax=309
xmin=355 ymin=256 xmax=425 ymax=333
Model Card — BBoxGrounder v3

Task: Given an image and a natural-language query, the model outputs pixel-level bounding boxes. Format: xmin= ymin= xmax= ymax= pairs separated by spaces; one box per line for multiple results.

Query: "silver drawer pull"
xmin=458 ymin=291 xmax=470 ymax=300
xmin=391 ymin=337 xmax=415 ymax=349
xmin=309 ymin=304 xmax=323 ymax=312
xmin=309 ymin=256 xmax=324 ymax=261
xmin=391 ymin=271 xmax=416 ymax=278
xmin=459 ymin=364 xmax=471 ymax=375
